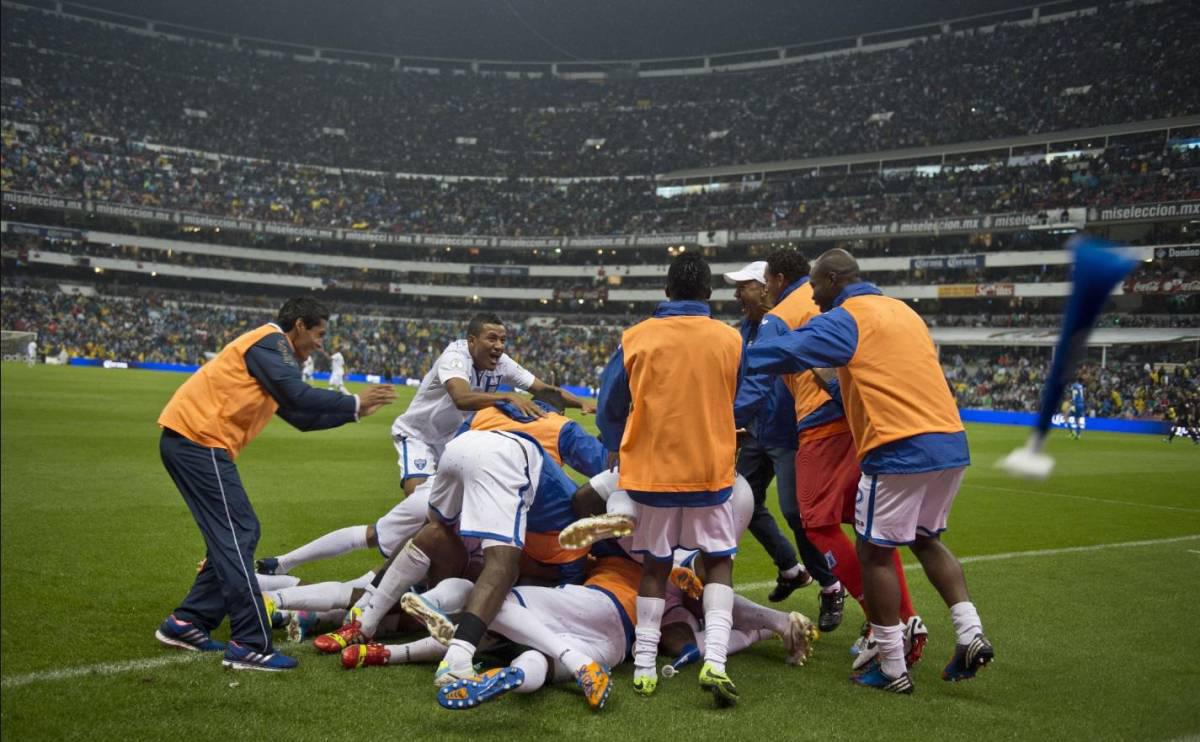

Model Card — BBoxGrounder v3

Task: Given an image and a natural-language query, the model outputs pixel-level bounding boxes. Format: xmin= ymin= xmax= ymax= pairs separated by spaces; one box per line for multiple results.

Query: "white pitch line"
xmin=967 ymin=483 xmax=1200 ymax=514
xmin=0 ymin=651 xmax=204 ymax=689
xmin=734 ymin=533 xmax=1200 ymax=593
xmin=6 ymin=535 xmax=1200 ymax=689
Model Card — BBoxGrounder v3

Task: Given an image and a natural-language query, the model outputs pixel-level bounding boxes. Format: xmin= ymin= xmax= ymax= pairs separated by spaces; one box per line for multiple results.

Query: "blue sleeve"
xmin=245 ymin=334 xmax=358 ymax=432
xmin=596 ymin=346 xmax=631 ymax=453
xmin=733 ymin=314 xmax=787 ymax=427
xmin=558 ymin=421 xmax=609 ymax=477
xmin=745 ymin=308 xmax=860 ymax=375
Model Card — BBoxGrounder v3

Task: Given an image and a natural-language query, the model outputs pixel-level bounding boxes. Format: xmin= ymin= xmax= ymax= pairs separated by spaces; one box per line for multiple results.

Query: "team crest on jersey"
xmin=449 ymin=357 xmax=466 ymax=370
xmin=413 ymin=458 xmax=428 ymax=470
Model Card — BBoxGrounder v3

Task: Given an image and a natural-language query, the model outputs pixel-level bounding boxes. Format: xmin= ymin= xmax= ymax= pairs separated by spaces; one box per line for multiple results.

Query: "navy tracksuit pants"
xmin=160 ymin=429 xmax=274 ymax=652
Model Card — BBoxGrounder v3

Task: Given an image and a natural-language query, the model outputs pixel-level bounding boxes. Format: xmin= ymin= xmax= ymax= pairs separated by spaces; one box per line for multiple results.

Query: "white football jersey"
xmin=391 ymin=339 xmax=536 ymax=447
xmin=303 ymin=356 xmax=314 ymax=373
xmin=330 ymin=352 xmax=345 ymax=375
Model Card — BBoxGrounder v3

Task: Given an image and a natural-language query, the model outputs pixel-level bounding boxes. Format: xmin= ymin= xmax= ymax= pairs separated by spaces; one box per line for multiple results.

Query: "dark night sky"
xmin=75 ymin=0 xmax=1044 ymax=61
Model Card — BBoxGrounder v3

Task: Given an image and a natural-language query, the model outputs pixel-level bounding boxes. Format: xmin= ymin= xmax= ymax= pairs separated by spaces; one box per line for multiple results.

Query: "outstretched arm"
xmin=745 ymin=308 xmax=860 ymax=376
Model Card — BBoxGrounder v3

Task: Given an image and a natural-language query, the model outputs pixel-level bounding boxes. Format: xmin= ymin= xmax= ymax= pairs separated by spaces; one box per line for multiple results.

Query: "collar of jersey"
xmin=653 ymin=300 xmax=711 ymax=318
xmin=832 ymin=281 xmax=883 ymax=308
xmin=775 ymin=276 xmax=811 ymax=304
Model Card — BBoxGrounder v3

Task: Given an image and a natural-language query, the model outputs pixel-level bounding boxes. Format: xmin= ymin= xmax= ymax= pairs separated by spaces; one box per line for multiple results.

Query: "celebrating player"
xmin=255 ymin=313 xmax=595 ymax=577
xmin=721 ymin=260 xmax=816 ymax=601
xmin=747 ymin=249 xmax=993 ymax=694
xmin=597 ymin=253 xmax=744 ymax=707
xmin=153 ymin=297 xmax=395 ymax=671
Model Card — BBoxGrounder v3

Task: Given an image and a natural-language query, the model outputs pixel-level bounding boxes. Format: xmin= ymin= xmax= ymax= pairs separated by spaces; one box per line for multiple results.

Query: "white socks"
xmin=255 ymin=574 xmax=301 ymax=591
xmin=418 ymin=578 xmax=474 ymax=614
xmin=633 ymin=596 xmax=665 ymax=677
xmin=443 ymin=638 xmax=476 ymax=672
xmin=359 ymin=542 xmax=431 ymax=637
xmin=270 ymin=581 xmax=353 ymax=612
xmin=384 ymin=636 xmax=448 ymax=665
xmin=820 ymin=579 xmax=843 ymax=595
xmin=731 ymin=594 xmax=789 ymax=635
xmin=871 ymin=622 xmax=906 ymax=678
xmin=607 ymin=489 xmax=638 ymax=519
xmin=780 ymin=564 xmax=803 ymax=580
xmin=512 ymin=650 xmax=549 ymax=693
xmin=702 ymin=583 xmax=735 ymax=673
xmin=949 ymin=601 xmax=983 ymax=645
xmin=276 ymin=525 xmax=369 ymax=573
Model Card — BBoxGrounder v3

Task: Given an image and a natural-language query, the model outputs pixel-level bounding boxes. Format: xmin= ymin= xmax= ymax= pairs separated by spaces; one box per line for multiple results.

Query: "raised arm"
xmin=244 ymin=334 xmax=394 ymax=431
xmin=595 ymin=346 xmax=632 ymax=454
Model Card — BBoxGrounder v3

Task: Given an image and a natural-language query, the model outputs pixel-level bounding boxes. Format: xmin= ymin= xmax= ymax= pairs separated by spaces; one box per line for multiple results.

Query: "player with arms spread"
xmin=255 ymin=312 xmax=595 ymax=577
xmin=391 ymin=312 xmax=595 ymax=496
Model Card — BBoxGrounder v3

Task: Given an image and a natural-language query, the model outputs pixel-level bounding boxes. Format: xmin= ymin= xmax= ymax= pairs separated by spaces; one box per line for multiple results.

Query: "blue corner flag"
xmin=997 ymin=235 xmax=1138 ymax=479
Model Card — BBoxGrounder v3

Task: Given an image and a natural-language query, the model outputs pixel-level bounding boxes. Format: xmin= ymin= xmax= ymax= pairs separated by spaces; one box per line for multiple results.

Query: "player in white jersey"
xmin=390 ymin=313 xmax=594 ymax=496
xmin=328 ymin=350 xmax=348 ymax=393
xmin=302 ymin=355 xmax=315 ymax=382
xmin=27 ymin=338 xmax=37 ymax=367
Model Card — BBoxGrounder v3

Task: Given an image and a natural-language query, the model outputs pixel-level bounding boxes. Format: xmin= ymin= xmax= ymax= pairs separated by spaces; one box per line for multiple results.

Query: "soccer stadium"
xmin=1 ymin=0 xmax=1198 ymax=737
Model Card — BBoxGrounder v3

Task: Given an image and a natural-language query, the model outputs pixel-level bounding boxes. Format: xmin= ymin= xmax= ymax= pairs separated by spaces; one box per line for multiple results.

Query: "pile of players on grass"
xmin=173 ymin=248 xmax=993 ymax=708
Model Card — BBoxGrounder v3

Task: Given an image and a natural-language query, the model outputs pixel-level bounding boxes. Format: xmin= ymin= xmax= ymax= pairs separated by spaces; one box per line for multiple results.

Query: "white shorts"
xmin=374 ymin=478 xmax=433 ymax=558
xmin=597 ymin=473 xmax=751 ymax=564
xmin=393 ymin=434 xmax=442 ymax=483
xmin=507 ymin=584 xmax=627 ymax=670
xmin=631 ymin=499 xmax=739 ymax=561
xmin=854 ymin=466 xmax=967 ymax=546
xmin=426 ymin=430 xmax=544 ymax=549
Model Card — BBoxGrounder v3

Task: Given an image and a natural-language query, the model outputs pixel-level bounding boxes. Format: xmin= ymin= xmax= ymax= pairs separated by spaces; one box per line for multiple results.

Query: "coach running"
xmin=154 ymin=297 xmax=395 ymax=671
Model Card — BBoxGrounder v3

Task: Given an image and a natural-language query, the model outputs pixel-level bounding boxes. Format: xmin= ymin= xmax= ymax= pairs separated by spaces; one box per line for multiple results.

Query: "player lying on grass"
xmin=341 ymin=556 xmax=816 ymax=713
xmin=308 ymin=427 xmax=596 ymax=688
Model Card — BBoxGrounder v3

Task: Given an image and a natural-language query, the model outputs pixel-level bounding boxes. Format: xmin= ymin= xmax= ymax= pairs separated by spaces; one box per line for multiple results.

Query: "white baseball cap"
xmin=722 ymin=260 xmax=767 ymax=286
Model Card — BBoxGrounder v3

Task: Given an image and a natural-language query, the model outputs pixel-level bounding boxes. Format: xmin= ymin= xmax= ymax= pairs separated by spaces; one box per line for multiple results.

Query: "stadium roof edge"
xmin=0 ymin=0 xmax=1153 ymax=73
xmin=655 ymin=115 xmax=1200 ymax=181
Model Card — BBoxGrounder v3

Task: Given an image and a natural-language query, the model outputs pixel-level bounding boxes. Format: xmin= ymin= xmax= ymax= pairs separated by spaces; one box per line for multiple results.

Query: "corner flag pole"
xmin=996 ymin=235 xmax=1138 ymax=479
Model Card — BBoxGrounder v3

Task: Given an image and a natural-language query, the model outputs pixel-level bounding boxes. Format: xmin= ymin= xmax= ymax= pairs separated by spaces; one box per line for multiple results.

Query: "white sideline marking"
xmin=0 ymin=652 xmax=203 ymax=689
xmin=1188 ymin=550 xmax=1200 ymax=555
xmin=734 ymin=533 xmax=1200 ymax=593
xmin=967 ymin=484 xmax=1200 ymax=514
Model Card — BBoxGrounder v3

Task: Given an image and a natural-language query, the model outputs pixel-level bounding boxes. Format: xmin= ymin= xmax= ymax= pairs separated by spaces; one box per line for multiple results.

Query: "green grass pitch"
xmin=2 ymin=363 xmax=1199 ymax=741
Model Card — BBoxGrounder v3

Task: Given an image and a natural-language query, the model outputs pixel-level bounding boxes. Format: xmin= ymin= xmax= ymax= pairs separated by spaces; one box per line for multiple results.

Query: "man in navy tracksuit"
xmin=155 ymin=297 xmax=395 ymax=671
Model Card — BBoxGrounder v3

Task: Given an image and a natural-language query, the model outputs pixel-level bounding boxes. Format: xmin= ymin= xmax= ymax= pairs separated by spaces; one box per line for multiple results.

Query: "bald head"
xmin=812 ymin=249 xmax=859 ymax=280
xmin=810 ymin=248 xmax=860 ymax=312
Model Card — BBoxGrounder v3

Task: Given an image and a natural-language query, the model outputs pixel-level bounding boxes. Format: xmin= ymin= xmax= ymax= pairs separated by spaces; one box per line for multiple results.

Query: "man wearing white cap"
xmin=722 ymin=261 xmax=813 ymax=598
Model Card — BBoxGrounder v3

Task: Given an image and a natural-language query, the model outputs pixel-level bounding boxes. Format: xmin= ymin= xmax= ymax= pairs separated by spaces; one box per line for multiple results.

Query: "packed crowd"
xmin=3 ymin=2 xmax=1198 ymax=177
xmin=5 ymin=285 xmax=1196 ymax=416
xmin=3 ymin=121 xmax=1197 ymax=237
xmin=944 ymin=351 xmax=1199 ymax=419
xmin=0 ymin=287 xmax=621 ymax=386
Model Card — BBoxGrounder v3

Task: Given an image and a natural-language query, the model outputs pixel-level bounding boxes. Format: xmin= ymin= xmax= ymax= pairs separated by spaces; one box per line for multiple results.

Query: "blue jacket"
xmin=745 ymin=282 xmax=970 ymax=475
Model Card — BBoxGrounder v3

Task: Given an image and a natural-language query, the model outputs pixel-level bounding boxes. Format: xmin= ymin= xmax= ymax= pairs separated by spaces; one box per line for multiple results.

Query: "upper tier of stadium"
xmin=2 ymin=0 xmax=1198 ymax=178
